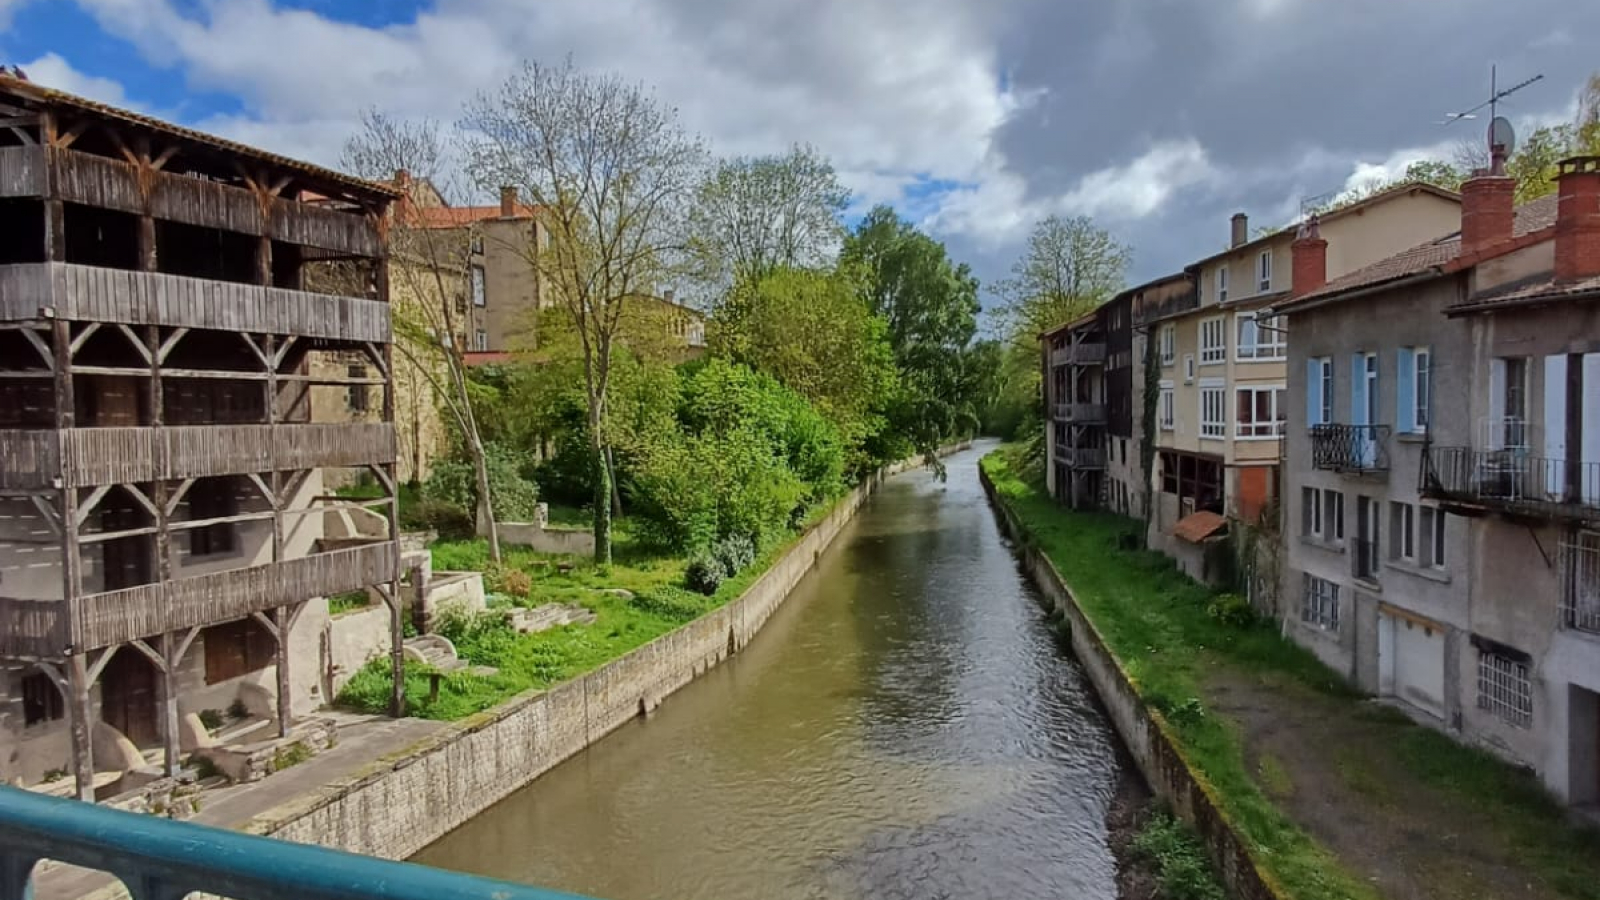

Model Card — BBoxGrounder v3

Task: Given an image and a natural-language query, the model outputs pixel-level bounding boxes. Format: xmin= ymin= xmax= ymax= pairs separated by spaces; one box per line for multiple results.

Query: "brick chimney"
xmin=1459 ymin=148 xmax=1515 ymax=259
xmin=500 ymin=186 xmax=518 ymax=218
xmin=1290 ymin=215 xmax=1327 ymax=298
xmin=1554 ymin=155 xmax=1600 ymax=282
xmin=1231 ymin=212 xmax=1248 ymax=248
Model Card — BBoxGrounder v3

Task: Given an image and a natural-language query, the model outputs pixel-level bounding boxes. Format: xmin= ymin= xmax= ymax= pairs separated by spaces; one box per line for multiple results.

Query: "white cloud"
xmin=1060 ymin=139 xmax=1218 ymax=219
xmin=17 ymin=53 xmax=138 ymax=109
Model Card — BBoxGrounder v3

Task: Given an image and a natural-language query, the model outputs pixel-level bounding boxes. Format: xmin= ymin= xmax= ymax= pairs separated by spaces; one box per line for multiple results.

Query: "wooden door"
xmin=101 ymin=648 xmax=159 ymax=747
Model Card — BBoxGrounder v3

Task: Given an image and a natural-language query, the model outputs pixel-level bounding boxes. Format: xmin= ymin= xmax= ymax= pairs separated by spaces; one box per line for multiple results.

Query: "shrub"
xmin=401 ymin=498 xmax=475 ymax=541
xmin=422 ymin=443 xmax=540 ymax=524
xmin=226 ymin=699 xmax=249 ymax=721
xmin=630 ymin=586 xmax=711 ymax=622
xmin=197 ymin=709 xmax=225 ymax=730
xmin=1206 ymin=592 xmax=1257 ymax=628
xmin=1131 ymin=811 xmax=1226 ymax=900
xmin=713 ymin=533 xmax=756 ymax=577
xmin=685 ymin=551 xmax=725 ymax=596
xmin=497 ymin=569 xmax=533 ymax=598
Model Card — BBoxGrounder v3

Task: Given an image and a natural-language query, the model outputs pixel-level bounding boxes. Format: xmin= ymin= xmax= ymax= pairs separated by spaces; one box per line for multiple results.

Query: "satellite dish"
xmin=1489 ymin=116 xmax=1516 ymax=156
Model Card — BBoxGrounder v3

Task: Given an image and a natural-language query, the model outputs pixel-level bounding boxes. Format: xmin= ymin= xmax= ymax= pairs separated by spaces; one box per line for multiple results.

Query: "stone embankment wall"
xmin=980 ymin=466 xmax=1283 ymax=900
xmin=241 ymin=443 xmax=969 ymax=861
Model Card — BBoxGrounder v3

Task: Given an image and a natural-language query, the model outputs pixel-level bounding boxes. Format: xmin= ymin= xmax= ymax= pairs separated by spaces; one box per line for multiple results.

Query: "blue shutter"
xmin=1351 ymin=354 xmax=1368 ymax=426
xmin=1396 ymin=348 xmax=1415 ymax=433
xmin=1306 ymin=358 xmax=1321 ymax=427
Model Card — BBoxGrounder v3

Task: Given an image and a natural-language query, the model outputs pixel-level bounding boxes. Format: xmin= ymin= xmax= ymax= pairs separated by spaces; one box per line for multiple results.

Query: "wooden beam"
xmin=250 ymin=610 xmax=279 ymax=641
xmin=128 ymin=639 xmax=166 ymax=672
xmin=66 ymin=654 xmax=94 ymax=802
xmin=164 ymin=510 xmax=274 ymax=532
xmin=240 ymin=333 xmax=271 ymax=370
xmin=22 ymin=326 xmax=53 ymax=369
xmin=78 ymin=525 xmax=161 ymax=545
xmin=172 ymin=626 xmax=201 ymax=667
xmin=55 ymin=120 xmax=91 ymax=151
xmin=73 ymin=485 xmax=114 ymax=527
xmin=245 ymin=473 xmax=274 ymax=504
xmin=158 ymin=328 xmax=189 ymax=363
xmin=165 ymin=478 xmax=195 ymax=516
xmin=85 ymin=646 xmax=116 ymax=686
xmin=272 ymin=335 xmax=300 ymax=369
xmin=67 ymin=323 xmax=100 ymax=358
xmin=150 ymin=145 xmax=180 ymax=172
xmin=28 ymin=495 xmax=61 ymax=538
xmin=72 ymin=365 xmax=272 ymax=382
xmin=274 ymin=604 xmax=292 ymax=738
xmin=31 ymin=661 xmax=67 ymax=696
xmin=159 ymin=631 xmax=181 ymax=777
xmin=368 ymin=464 xmax=396 ymax=497
xmin=114 ymin=323 xmax=153 ymax=364
xmin=121 ymin=483 xmax=160 ymax=521
xmin=4 ymin=125 xmax=36 ymax=146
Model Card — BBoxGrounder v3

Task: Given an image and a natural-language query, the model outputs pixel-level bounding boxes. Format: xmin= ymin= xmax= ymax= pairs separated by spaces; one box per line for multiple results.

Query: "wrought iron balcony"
xmin=1052 ymin=402 xmax=1106 ymax=423
xmin=0 ymin=786 xmax=595 ymax=900
xmin=1422 ymin=446 xmax=1600 ymax=522
xmin=1310 ymin=424 xmax=1390 ymax=474
xmin=1053 ymin=444 xmax=1107 ymax=469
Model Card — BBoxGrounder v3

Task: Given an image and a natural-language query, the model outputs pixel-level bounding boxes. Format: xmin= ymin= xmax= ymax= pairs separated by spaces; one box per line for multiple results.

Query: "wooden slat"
xmin=0 ymin=596 xmax=70 ymax=657
xmin=0 ymin=145 xmax=47 ymax=198
xmin=44 ymin=423 xmax=395 ymax=487
xmin=0 ymin=431 xmax=59 ymax=490
xmin=0 ymin=264 xmax=52 ymax=322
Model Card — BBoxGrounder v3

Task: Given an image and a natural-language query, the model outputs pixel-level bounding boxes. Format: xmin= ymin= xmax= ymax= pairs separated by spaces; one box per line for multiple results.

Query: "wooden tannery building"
xmin=0 ymin=74 xmax=405 ymax=800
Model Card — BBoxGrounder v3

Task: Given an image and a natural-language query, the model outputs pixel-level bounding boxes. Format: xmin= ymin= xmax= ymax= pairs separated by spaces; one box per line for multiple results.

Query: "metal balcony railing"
xmin=1311 ymin=424 xmax=1390 ymax=474
xmin=1052 ymin=402 xmax=1106 ymax=423
xmin=0 ymin=786 xmax=594 ymax=900
xmin=1560 ymin=533 xmax=1600 ymax=635
xmin=1421 ymin=447 xmax=1600 ymax=521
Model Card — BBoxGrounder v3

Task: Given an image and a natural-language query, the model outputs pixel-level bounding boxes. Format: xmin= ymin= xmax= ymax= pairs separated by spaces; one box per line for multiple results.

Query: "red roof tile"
xmin=1446 ymin=274 xmax=1600 ymax=315
xmin=414 ymin=204 xmax=537 ymax=229
xmin=1172 ymin=511 xmax=1227 ymax=543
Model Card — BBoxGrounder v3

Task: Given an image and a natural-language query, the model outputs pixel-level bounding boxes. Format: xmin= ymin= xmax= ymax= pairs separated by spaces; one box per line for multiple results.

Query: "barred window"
xmin=1476 ymin=651 xmax=1533 ymax=729
xmin=1300 ymin=574 xmax=1340 ymax=631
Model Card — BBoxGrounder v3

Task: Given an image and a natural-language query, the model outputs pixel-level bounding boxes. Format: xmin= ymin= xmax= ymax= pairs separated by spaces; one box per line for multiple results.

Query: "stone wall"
xmin=980 ymin=465 xmax=1284 ymax=900
xmin=233 ymin=442 xmax=969 ymax=861
xmin=495 ymin=522 xmax=596 ymax=557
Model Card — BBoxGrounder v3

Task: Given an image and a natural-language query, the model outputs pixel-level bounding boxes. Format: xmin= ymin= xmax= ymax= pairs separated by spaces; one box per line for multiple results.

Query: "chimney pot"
xmin=500 ymin=186 xmax=518 ymax=218
xmin=1290 ymin=215 xmax=1327 ymax=298
xmin=1554 ymin=155 xmax=1600 ymax=282
xmin=1231 ymin=212 xmax=1248 ymax=248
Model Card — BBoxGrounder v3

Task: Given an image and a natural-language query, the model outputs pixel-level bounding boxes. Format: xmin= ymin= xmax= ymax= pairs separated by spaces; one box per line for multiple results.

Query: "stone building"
xmin=0 ymin=74 xmax=402 ymax=800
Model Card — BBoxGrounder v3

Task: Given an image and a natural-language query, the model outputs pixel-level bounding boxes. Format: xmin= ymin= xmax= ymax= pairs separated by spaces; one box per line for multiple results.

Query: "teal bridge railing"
xmin=0 ymin=786 xmax=596 ymax=900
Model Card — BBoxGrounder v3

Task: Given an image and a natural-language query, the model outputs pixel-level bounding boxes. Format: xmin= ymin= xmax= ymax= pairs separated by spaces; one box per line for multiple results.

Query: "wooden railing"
xmin=0 ymin=264 xmax=390 ymax=342
xmin=72 ymin=543 xmax=398 ymax=652
xmin=1053 ymin=444 xmax=1107 ymax=469
xmin=1052 ymin=402 xmax=1107 ymax=423
xmin=0 ymin=597 xmax=70 ymax=658
xmin=0 ymin=145 xmax=47 ymax=198
xmin=0 ymin=423 xmax=394 ymax=488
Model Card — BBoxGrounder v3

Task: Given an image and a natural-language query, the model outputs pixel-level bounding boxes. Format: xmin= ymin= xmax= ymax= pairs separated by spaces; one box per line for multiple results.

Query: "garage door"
xmin=1380 ymin=611 xmax=1446 ymax=719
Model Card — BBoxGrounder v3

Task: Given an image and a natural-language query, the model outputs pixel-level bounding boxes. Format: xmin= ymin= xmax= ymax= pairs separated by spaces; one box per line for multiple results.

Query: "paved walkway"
xmin=33 ymin=713 xmax=449 ymax=900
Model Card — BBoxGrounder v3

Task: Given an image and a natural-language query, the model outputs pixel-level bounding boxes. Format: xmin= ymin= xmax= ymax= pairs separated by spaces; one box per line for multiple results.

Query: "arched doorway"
xmin=100 ymin=647 xmax=159 ymax=746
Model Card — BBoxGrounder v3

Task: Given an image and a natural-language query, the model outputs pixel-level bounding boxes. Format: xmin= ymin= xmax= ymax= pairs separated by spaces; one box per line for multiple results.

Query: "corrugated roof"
xmin=0 ymin=72 xmax=398 ymax=200
xmin=1172 ymin=511 xmax=1227 ymax=543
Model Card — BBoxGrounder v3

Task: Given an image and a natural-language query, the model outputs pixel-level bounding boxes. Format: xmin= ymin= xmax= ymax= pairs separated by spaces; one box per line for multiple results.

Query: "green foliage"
xmin=399 ymin=498 xmax=475 ymax=541
xmin=993 ymin=214 xmax=1131 ymax=358
xmin=197 ymin=709 xmax=224 ymax=730
xmin=270 ymin=741 xmax=313 ymax=773
xmin=1131 ymin=812 xmax=1228 ymax=900
xmin=497 ymin=568 xmax=533 ymax=598
xmin=684 ymin=552 xmax=725 ymax=595
xmin=712 ymin=533 xmax=756 ymax=576
xmin=327 ymin=591 xmax=372 ymax=616
xmin=629 ymin=585 xmax=715 ymax=622
xmin=422 ymin=442 xmax=540 ymax=524
xmin=226 ymin=699 xmax=249 ymax=721
xmin=1206 ymin=593 xmax=1257 ymax=628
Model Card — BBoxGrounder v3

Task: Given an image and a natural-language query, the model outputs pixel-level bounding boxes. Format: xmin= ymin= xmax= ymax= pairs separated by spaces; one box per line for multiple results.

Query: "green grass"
xmin=982 ymin=447 xmax=1375 ymax=900
xmin=983 ymin=445 xmax=1600 ymax=900
xmin=1132 ymin=811 xmax=1228 ymax=900
xmin=335 ymin=507 xmax=831 ymax=721
xmin=327 ymin=590 xmax=373 ymax=616
xmin=541 ymin=503 xmax=594 ymax=531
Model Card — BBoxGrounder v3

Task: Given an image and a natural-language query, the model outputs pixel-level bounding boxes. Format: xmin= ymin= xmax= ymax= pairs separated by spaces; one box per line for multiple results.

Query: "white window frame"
xmin=1235 ymin=384 xmax=1286 ymax=439
xmin=1158 ymin=381 xmax=1175 ymax=431
xmin=1236 ymin=312 xmax=1286 ymax=361
xmin=1199 ymin=317 xmax=1227 ymax=365
xmin=1301 ymin=574 xmax=1340 ymax=631
xmin=1257 ymin=250 xmax=1272 ymax=292
xmin=1303 ymin=487 xmax=1323 ymax=538
xmin=1421 ymin=506 xmax=1446 ymax=570
xmin=1183 ymin=354 xmax=1196 ymax=383
xmin=1317 ymin=357 xmax=1333 ymax=426
xmin=1391 ymin=501 xmax=1416 ymax=562
xmin=1326 ymin=489 xmax=1345 ymax=543
xmin=470 ymin=265 xmax=487 ymax=307
xmin=474 ymin=329 xmax=488 ymax=352
xmin=1414 ymin=348 xmax=1430 ymax=433
xmin=1561 ymin=530 xmax=1600 ymax=633
xmin=1215 ymin=266 xmax=1229 ymax=304
xmin=1199 ymin=380 xmax=1227 ymax=439
xmin=1159 ymin=325 xmax=1175 ymax=366
xmin=1476 ymin=650 xmax=1533 ymax=729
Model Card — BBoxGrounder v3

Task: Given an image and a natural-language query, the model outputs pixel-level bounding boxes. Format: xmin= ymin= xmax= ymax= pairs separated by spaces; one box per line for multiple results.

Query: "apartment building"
xmin=0 ymin=75 xmax=401 ymax=800
xmin=1145 ymin=187 xmax=1462 ymax=582
xmin=1273 ymin=154 xmax=1600 ymax=807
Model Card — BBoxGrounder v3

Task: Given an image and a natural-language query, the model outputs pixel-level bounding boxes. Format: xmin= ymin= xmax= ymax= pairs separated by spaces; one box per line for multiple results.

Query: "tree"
xmin=341 ymin=110 xmax=504 ymax=562
xmin=840 ymin=206 xmax=983 ymax=465
xmin=463 ymin=58 xmax=706 ymax=564
xmin=993 ymin=215 xmax=1130 ymax=355
xmin=710 ymin=266 xmax=896 ymax=460
xmin=688 ymin=144 xmax=849 ymax=299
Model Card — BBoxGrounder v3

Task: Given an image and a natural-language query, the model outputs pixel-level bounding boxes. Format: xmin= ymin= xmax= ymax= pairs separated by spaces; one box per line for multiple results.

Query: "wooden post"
xmin=66 ymin=653 xmax=94 ymax=802
xmin=376 ymin=256 xmax=405 ymax=718
xmin=159 ymin=632 xmax=180 ymax=776
xmin=273 ymin=604 xmax=292 ymax=738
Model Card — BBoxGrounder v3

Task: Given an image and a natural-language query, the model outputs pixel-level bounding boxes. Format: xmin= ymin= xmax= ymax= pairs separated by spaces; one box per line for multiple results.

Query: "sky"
xmin=3 ymin=0 xmax=1598 ymax=298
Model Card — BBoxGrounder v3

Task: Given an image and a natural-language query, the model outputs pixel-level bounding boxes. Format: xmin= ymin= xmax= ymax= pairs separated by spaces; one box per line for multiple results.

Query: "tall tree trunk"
xmin=605 ymin=446 xmax=622 ymax=517
xmin=470 ymin=435 xmax=502 ymax=563
xmin=591 ymin=438 xmax=613 ymax=566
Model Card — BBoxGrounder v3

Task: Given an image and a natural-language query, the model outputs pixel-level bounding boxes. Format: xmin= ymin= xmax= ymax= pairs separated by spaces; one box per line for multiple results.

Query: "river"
xmin=414 ymin=443 xmax=1128 ymax=900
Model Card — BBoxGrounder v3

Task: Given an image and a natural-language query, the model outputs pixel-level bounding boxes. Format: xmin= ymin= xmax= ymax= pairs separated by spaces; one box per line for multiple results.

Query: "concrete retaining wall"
xmin=980 ymin=465 xmax=1284 ymax=900
xmin=240 ymin=442 xmax=969 ymax=861
xmin=496 ymin=522 xmax=597 ymax=556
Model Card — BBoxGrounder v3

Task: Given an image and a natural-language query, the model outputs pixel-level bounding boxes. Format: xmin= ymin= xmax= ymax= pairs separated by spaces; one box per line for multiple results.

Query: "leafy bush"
xmin=685 ymin=551 xmax=725 ymax=596
xmin=422 ymin=442 xmax=541 ymax=524
xmin=630 ymin=586 xmax=711 ymax=622
xmin=713 ymin=533 xmax=756 ymax=577
xmin=497 ymin=568 xmax=533 ymax=598
xmin=1206 ymin=592 xmax=1257 ymax=628
xmin=633 ymin=425 xmax=806 ymax=553
xmin=197 ymin=709 xmax=224 ymax=730
xmin=400 ymin=498 xmax=475 ymax=541
xmin=1131 ymin=811 xmax=1226 ymax=900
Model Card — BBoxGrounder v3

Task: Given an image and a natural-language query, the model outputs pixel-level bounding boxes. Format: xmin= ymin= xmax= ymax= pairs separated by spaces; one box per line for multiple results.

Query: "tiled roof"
xmin=1276 ymin=194 xmax=1560 ymax=310
xmin=1172 ymin=510 xmax=1227 ymax=544
xmin=0 ymin=73 xmax=397 ymax=200
xmin=413 ymin=204 xmax=537 ymax=229
xmin=1446 ymin=273 xmax=1600 ymax=315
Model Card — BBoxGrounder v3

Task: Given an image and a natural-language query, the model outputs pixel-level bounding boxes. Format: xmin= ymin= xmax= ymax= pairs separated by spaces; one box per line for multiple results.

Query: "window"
xmin=1391 ymin=501 xmax=1416 ymax=561
xmin=188 ymin=484 xmax=238 ymax=557
xmin=204 ymin=619 xmax=276 ymax=684
xmin=1397 ymin=347 xmax=1430 ymax=433
xmin=1476 ymin=649 xmax=1532 ymax=728
xmin=470 ymin=265 xmax=486 ymax=307
xmin=1327 ymin=489 xmax=1345 ymax=542
xmin=1306 ymin=357 xmax=1333 ymax=427
xmin=1302 ymin=487 xmax=1323 ymax=537
xmin=1257 ymin=250 xmax=1272 ymax=292
xmin=1199 ymin=382 xmax=1226 ymax=439
xmin=1356 ymin=496 xmax=1380 ymax=581
xmin=1199 ymin=317 xmax=1226 ymax=364
xmin=21 ymin=672 xmax=62 ymax=726
xmin=1215 ymin=266 xmax=1229 ymax=304
xmin=1491 ymin=356 xmax=1528 ymax=449
xmin=1302 ymin=488 xmax=1344 ymax=542
xmin=1561 ymin=530 xmax=1600 ymax=634
xmin=1159 ymin=325 xmax=1175 ymax=366
xmin=346 ymin=364 xmax=368 ymax=413
xmin=1158 ymin=381 xmax=1175 ymax=431
xmin=474 ymin=330 xmax=489 ymax=352
xmin=1183 ymin=354 xmax=1196 ymax=383
xmin=1301 ymin=574 xmax=1340 ymax=631
xmin=1237 ymin=313 xmax=1286 ymax=361
xmin=1235 ymin=385 xmax=1286 ymax=438
xmin=470 ymin=235 xmax=484 ymax=255
xmin=1421 ymin=506 xmax=1447 ymax=570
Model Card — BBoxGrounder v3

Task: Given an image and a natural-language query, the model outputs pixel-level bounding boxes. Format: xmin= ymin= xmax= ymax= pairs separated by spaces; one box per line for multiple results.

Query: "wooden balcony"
xmin=2 ymin=146 xmax=381 ymax=258
xmin=1053 ymin=444 xmax=1107 ymax=469
xmin=0 ymin=542 xmax=398 ymax=657
xmin=1053 ymin=402 xmax=1107 ymax=424
xmin=0 ymin=423 xmax=395 ymax=490
xmin=0 ymin=263 xmax=389 ymax=342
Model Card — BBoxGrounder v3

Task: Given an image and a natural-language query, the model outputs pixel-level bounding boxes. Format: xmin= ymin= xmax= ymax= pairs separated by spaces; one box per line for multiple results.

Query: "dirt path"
xmin=1208 ymin=669 xmax=1580 ymax=900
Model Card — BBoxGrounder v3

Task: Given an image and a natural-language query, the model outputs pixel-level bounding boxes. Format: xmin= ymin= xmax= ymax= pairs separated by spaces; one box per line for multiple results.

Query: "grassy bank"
xmin=336 ymin=507 xmax=832 ymax=721
xmin=981 ymin=445 xmax=1600 ymax=900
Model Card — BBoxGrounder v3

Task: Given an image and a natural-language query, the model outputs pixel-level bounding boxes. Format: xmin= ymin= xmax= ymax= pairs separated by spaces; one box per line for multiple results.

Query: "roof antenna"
xmin=1440 ymin=64 xmax=1543 ymax=173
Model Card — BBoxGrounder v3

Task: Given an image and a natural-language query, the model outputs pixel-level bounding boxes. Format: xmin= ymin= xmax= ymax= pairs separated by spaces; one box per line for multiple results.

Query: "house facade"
xmin=1147 ymin=188 xmax=1463 ymax=582
xmin=1273 ymin=155 xmax=1600 ymax=806
xmin=0 ymin=75 xmax=402 ymax=799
